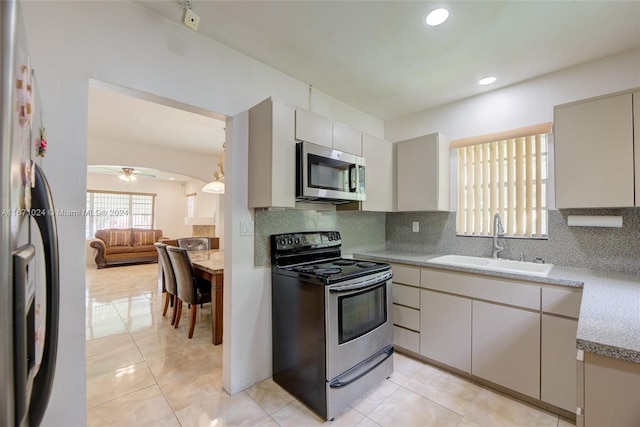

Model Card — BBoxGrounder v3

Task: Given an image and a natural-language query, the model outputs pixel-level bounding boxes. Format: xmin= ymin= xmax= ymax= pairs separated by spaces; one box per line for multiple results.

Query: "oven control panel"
xmin=272 ymin=231 xmax=341 ymax=251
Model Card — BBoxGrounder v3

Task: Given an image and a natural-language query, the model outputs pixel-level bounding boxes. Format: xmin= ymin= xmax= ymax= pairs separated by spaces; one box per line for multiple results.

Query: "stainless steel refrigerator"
xmin=1 ymin=0 xmax=60 ymax=425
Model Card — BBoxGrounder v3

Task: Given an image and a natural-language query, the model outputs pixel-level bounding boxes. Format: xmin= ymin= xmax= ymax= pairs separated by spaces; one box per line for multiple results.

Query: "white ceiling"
xmin=133 ymin=0 xmax=640 ymax=121
xmin=87 ymin=84 xmax=226 ymax=180
xmin=89 ymin=1 xmax=640 ymax=180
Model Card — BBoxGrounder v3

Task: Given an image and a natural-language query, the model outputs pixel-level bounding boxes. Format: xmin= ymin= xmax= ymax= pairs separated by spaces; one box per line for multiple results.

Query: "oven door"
xmin=325 ymin=270 xmax=393 ymax=380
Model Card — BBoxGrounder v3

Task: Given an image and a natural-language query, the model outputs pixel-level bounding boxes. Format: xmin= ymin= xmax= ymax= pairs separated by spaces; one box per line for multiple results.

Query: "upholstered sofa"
xmin=90 ymin=228 xmax=166 ymax=269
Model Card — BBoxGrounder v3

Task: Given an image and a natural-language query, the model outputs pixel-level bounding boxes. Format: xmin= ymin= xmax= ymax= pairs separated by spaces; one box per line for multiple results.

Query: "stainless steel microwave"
xmin=296 ymin=141 xmax=366 ymax=204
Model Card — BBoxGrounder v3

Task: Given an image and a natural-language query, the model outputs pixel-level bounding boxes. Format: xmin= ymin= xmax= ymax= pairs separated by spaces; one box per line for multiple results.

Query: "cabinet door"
xmin=397 ymin=133 xmax=449 ymax=211
xmin=420 ymin=289 xmax=472 ymax=373
xmin=472 ymin=300 xmax=540 ymax=399
xmin=333 ymin=123 xmax=362 ymax=155
xmin=362 ymin=134 xmax=394 ymax=212
xmin=555 ymin=93 xmax=634 ymax=208
xmin=295 ymin=109 xmax=332 ymax=148
xmin=248 ymin=99 xmax=296 ymax=208
xmin=584 ymin=352 xmax=640 ymax=427
xmin=541 ymin=314 xmax=578 ymax=412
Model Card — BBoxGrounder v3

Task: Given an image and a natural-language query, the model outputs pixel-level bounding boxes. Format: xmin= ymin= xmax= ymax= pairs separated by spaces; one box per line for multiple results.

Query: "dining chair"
xmin=166 ymin=246 xmax=212 ymax=339
xmin=177 ymin=237 xmax=210 ymax=251
xmin=154 ymin=242 xmax=179 ymax=325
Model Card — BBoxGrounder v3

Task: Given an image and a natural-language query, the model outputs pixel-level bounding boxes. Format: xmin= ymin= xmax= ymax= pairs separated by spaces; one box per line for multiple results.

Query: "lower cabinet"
xmin=382 ymin=261 xmax=583 ymax=416
xmin=419 ymin=289 xmax=471 ymax=373
xmin=472 ymin=300 xmax=541 ymax=399
xmin=582 ymin=352 xmax=640 ymax=427
xmin=541 ymin=314 xmax=578 ymax=412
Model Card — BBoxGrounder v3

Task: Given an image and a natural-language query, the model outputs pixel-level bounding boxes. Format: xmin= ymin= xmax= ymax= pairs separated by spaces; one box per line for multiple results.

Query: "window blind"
xmin=453 ymin=124 xmax=550 ymax=238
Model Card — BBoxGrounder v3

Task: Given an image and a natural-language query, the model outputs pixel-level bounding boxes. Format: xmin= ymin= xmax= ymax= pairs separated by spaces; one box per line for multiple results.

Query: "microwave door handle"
xmin=349 ymin=164 xmax=357 ymax=192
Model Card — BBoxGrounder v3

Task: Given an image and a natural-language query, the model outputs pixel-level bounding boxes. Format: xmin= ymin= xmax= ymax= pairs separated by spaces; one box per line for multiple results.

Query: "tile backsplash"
xmin=255 ymin=207 xmax=640 ymax=274
xmin=386 ymin=208 xmax=640 ymax=275
xmin=254 ymin=209 xmax=386 ymax=266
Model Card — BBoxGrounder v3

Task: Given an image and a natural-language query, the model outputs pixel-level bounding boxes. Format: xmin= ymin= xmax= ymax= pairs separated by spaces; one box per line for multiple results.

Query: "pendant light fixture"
xmin=202 ymin=143 xmax=225 ymax=194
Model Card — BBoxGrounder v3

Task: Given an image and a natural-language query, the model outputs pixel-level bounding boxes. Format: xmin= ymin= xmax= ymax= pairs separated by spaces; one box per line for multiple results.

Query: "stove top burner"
xmin=356 ymin=261 xmax=377 ymax=268
xmin=314 ymin=268 xmax=342 ymax=276
xmin=293 ymin=265 xmax=317 ymax=272
xmin=277 ymin=257 xmax=390 ymax=284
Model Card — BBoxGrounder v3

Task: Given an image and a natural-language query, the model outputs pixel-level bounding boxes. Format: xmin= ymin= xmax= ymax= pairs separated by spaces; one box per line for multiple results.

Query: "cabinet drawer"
xmin=421 ymin=268 xmax=540 ymax=310
xmin=542 ymin=287 xmax=582 ymax=318
xmin=391 ymin=264 xmax=421 ymax=286
xmin=392 ymin=283 xmax=420 ymax=309
xmin=393 ymin=304 xmax=420 ymax=331
xmin=393 ymin=325 xmax=419 ymax=353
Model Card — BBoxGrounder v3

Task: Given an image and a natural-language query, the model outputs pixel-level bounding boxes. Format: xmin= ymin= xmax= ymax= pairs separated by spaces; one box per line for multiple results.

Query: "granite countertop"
xmin=188 ymin=249 xmax=224 ymax=275
xmin=354 ymin=250 xmax=640 ymax=365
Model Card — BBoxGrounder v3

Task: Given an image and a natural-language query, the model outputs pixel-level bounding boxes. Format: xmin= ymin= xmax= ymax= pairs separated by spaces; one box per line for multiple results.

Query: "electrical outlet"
xmin=412 ymin=221 xmax=419 ymax=232
xmin=182 ymin=9 xmax=200 ymax=31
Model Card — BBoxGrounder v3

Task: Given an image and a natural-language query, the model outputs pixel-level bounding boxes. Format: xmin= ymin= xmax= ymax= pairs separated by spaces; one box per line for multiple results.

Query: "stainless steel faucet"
xmin=491 ymin=213 xmax=505 ymax=259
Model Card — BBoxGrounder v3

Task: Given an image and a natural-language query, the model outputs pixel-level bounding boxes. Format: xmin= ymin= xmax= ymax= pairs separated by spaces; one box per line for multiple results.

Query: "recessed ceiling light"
xmin=426 ymin=8 xmax=449 ymax=26
xmin=169 ymin=177 xmax=176 ymax=180
xmin=479 ymin=76 xmax=497 ymax=86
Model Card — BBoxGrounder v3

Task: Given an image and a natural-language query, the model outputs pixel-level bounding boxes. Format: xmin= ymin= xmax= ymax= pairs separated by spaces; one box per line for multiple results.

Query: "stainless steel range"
xmin=270 ymin=231 xmax=393 ymax=420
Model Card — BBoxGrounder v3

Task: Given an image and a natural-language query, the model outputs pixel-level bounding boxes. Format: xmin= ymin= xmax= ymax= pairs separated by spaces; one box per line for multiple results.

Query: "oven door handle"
xmin=329 ymin=345 xmax=394 ymax=389
xmin=328 ymin=271 xmax=392 ymax=293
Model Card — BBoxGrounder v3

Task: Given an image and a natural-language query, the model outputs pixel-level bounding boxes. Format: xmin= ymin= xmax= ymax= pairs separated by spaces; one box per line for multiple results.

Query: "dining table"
xmin=188 ymin=249 xmax=224 ymax=345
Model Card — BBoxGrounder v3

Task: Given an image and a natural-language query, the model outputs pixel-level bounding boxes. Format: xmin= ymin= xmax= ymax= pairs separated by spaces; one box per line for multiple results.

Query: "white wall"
xmin=21 ymin=1 xmax=382 ymax=424
xmin=385 ymin=48 xmax=640 ymax=142
xmin=184 ymin=180 xmax=217 ymax=218
xmin=89 ymin=136 xmax=216 ymax=183
xmin=184 ymin=179 xmax=225 ymax=249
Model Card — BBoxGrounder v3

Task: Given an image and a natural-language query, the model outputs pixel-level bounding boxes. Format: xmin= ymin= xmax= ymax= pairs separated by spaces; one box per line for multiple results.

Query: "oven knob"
xmin=294 ymin=238 xmax=300 ymax=244
xmin=327 ymin=235 xmax=333 ymax=241
xmin=280 ymin=239 xmax=287 ymax=246
xmin=287 ymin=239 xmax=293 ymax=244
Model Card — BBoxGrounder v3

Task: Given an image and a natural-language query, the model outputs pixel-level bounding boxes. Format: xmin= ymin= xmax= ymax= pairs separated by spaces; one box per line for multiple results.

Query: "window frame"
xmin=452 ymin=124 xmax=551 ymax=240
xmin=85 ymin=190 xmax=156 ymax=239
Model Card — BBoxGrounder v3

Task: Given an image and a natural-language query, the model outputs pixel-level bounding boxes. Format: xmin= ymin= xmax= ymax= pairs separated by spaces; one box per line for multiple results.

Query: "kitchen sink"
xmin=427 ymin=255 xmax=554 ymax=278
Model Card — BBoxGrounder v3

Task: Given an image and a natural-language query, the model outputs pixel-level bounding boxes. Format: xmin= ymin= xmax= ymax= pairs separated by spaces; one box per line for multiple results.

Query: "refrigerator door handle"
xmin=28 ymin=163 xmax=60 ymax=426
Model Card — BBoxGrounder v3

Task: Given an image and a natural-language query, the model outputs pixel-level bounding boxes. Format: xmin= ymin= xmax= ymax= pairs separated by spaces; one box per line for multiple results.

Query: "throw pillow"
xmin=133 ymin=230 xmax=157 ymax=246
xmin=107 ymin=230 xmax=131 ymax=247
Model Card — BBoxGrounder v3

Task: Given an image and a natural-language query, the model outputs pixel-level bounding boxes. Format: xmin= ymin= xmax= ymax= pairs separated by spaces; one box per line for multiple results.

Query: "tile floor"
xmin=86 ymin=263 xmax=576 ymax=426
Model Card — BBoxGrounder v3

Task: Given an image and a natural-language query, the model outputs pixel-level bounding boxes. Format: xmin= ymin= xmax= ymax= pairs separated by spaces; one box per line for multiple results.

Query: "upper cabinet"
xmin=248 ymin=98 xmax=297 ymax=208
xmin=333 ymin=123 xmax=362 ymax=156
xmin=294 ymin=109 xmax=333 ymax=148
xmin=396 ymin=133 xmax=450 ymax=212
xmin=295 ymin=109 xmax=363 ymax=155
xmin=248 ymin=98 xmax=375 ymax=208
xmin=554 ymin=90 xmax=639 ymax=208
xmin=362 ymin=134 xmax=394 ymax=212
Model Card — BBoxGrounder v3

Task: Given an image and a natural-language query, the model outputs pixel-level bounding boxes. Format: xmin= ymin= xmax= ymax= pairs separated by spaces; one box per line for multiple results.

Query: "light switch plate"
xmin=240 ymin=220 xmax=254 ymax=236
xmin=412 ymin=222 xmax=419 ymax=232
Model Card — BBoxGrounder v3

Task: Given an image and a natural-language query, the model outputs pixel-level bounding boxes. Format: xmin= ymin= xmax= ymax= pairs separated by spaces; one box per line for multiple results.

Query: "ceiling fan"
xmin=90 ymin=166 xmax=156 ymax=181
xmin=118 ymin=167 xmax=157 ymax=182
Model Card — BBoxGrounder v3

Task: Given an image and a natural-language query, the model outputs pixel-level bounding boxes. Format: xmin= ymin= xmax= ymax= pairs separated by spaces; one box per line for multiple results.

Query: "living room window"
xmin=85 ymin=190 xmax=156 ymax=239
xmin=452 ymin=123 xmax=551 ymax=239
